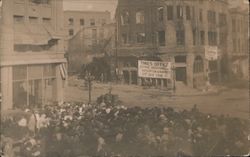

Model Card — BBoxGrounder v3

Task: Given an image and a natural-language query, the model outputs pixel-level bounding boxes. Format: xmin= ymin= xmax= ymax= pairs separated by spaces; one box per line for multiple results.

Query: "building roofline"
xmin=64 ymin=10 xmax=111 ymax=14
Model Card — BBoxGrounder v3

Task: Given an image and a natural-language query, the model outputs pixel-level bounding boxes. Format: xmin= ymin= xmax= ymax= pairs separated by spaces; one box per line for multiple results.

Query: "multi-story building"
xmin=64 ymin=10 xmax=114 ymax=74
xmin=228 ymin=3 xmax=249 ymax=80
xmin=0 ymin=0 xmax=67 ymax=111
xmin=115 ymin=0 xmax=230 ymax=88
xmin=67 ymin=23 xmax=115 ymax=73
xmin=64 ymin=10 xmax=111 ymax=38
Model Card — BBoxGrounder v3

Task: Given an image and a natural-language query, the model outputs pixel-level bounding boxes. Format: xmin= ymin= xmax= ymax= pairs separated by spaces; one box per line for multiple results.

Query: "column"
xmin=53 ymin=64 xmax=64 ymax=104
xmin=1 ymin=66 xmax=13 ymax=110
xmin=161 ymin=79 xmax=164 ymax=89
xmin=186 ymin=54 xmax=194 ymax=88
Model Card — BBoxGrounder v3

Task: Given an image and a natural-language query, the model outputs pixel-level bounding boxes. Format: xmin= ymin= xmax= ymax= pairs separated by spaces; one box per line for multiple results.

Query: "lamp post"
xmin=84 ymin=72 xmax=95 ymax=104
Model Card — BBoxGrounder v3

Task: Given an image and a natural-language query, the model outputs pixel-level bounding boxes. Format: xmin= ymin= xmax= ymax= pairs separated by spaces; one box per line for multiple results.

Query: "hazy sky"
xmin=63 ymin=0 xmax=118 ymax=18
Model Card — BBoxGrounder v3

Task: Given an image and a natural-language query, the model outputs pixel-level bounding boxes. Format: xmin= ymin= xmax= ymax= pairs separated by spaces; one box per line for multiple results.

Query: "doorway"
xmin=175 ymin=67 xmax=187 ymax=83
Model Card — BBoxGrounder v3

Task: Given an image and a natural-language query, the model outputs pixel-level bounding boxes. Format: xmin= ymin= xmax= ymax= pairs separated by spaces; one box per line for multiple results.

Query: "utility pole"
xmin=84 ymin=72 xmax=95 ymax=104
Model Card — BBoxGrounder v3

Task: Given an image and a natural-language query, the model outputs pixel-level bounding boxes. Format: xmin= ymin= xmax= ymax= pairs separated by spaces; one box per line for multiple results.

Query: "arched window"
xmin=193 ymin=56 xmax=204 ymax=73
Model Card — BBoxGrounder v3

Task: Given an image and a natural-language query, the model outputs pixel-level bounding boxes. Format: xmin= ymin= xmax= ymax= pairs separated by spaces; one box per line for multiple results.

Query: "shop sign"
xmin=138 ymin=60 xmax=172 ymax=79
xmin=205 ymin=46 xmax=218 ymax=60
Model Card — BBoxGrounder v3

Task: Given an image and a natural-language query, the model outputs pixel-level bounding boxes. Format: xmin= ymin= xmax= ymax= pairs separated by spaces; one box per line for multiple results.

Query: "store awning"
xmin=14 ymin=23 xmax=60 ymax=45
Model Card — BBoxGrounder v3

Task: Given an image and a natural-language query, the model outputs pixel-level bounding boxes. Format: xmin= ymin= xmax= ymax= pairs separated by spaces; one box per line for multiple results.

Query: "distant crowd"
xmin=1 ymin=95 xmax=249 ymax=157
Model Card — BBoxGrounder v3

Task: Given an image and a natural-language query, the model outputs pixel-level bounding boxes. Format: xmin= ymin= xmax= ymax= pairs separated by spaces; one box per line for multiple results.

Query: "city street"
xmin=65 ymin=78 xmax=249 ymax=119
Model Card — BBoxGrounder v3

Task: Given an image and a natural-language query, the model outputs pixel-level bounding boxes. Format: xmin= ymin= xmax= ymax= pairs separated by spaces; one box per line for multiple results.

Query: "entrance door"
xmin=131 ymin=71 xmax=137 ymax=85
xmin=123 ymin=71 xmax=130 ymax=84
xmin=175 ymin=67 xmax=187 ymax=83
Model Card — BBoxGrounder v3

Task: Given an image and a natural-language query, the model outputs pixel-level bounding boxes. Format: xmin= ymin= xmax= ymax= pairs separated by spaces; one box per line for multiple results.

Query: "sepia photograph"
xmin=0 ymin=0 xmax=249 ymax=156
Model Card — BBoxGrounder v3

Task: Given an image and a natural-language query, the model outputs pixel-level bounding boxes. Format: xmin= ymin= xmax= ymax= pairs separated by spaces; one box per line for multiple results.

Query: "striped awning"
xmin=59 ymin=63 xmax=67 ymax=80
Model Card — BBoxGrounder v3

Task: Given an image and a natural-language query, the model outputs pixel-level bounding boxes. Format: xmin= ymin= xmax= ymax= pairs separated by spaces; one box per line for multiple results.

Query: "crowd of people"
xmin=1 ymin=95 xmax=249 ymax=157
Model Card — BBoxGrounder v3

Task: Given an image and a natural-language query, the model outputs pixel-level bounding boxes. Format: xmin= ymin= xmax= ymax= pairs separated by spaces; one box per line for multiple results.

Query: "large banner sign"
xmin=138 ymin=60 xmax=172 ymax=79
xmin=205 ymin=46 xmax=218 ymax=60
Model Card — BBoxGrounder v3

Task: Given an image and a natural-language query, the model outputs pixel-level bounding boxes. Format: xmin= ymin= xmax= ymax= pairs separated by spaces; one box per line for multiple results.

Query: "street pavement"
xmin=65 ymin=78 xmax=249 ymax=119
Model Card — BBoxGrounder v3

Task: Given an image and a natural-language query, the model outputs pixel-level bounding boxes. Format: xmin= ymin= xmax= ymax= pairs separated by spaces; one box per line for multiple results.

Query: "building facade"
xmin=64 ymin=10 xmax=111 ymax=38
xmin=67 ymin=23 xmax=115 ymax=73
xmin=0 ymin=0 xmax=67 ymax=111
xmin=64 ymin=10 xmax=114 ymax=74
xmin=228 ymin=5 xmax=249 ymax=80
xmin=115 ymin=0 xmax=231 ymax=88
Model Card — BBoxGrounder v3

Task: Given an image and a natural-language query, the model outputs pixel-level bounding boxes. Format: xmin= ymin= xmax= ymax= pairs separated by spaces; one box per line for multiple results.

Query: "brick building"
xmin=64 ymin=11 xmax=114 ymax=74
xmin=0 ymin=0 xmax=67 ymax=111
xmin=64 ymin=10 xmax=111 ymax=38
xmin=115 ymin=0 xmax=232 ymax=88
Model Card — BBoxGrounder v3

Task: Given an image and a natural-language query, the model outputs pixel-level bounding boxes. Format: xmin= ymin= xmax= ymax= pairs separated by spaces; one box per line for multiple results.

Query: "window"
xmin=14 ymin=15 xmax=24 ymax=24
xmin=121 ymin=11 xmax=129 ymax=25
xmin=208 ymin=31 xmax=217 ymax=46
xmin=13 ymin=65 xmax=56 ymax=108
xmin=186 ymin=6 xmax=191 ymax=20
xmin=68 ymin=18 xmax=74 ymax=25
xmin=158 ymin=7 xmax=164 ymax=22
xmin=200 ymin=31 xmax=205 ymax=45
xmin=80 ymin=19 xmax=84 ymax=26
xmin=43 ymin=18 xmax=51 ymax=25
xmin=167 ymin=6 xmax=173 ymax=20
xmin=233 ymin=39 xmax=236 ymax=51
xmin=177 ymin=6 xmax=183 ymax=19
xmin=29 ymin=16 xmax=38 ymax=24
xmin=176 ymin=30 xmax=185 ymax=45
xmin=219 ymin=32 xmax=227 ymax=45
xmin=199 ymin=9 xmax=203 ymax=22
xmin=101 ymin=19 xmax=106 ymax=26
xmin=136 ymin=33 xmax=146 ymax=43
xmin=136 ymin=10 xmax=145 ymax=24
xmin=90 ymin=19 xmax=95 ymax=26
xmin=193 ymin=30 xmax=196 ymax=45
xmin=158 ymin=31 xmax=165 ymax=46
xmin=193 ymin=56 xmax=204 ymax=73
xmin=219 ymin=13 xmax=226 ymax=26
xmin=69 ymin=29 xmax=74 ymax=36
xmin=232 ymin=19 xmax=236 ymax=32
xmin=207 ymin=10 xmax=216 ymax=24
xmin=175 ymin=56 xmax=186 ymax=63
xmin=122 ymin=33 xmax=129 ymax=44
xmin=30 ymin=0 xmax=50 ymax=4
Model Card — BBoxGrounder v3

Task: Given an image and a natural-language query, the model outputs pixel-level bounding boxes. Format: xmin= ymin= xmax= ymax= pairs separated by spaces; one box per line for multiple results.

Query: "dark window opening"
xmin=167 ymin=6 xmax=173 ymax=20
xmin=69 ymin=29 xmax=74 ymax=36
xmin=186 ymin=6 xmax=191 ymax=20
xmin=200 ymin=31 xmax=205 ymax=45
xmin=208 ymin=31 xmax=217 ymax=46
xmin=158 ymin=31 xmax=165 ymax=46
xmin=80 ymin=19 xmax=84 ymax=26
xmin=176 ymin=30 xmax=185 ymax=45
xmin=175 ymin=56 xmax=186 ymax=63
xmin=136 ymin=33 xmax=146 ymax=44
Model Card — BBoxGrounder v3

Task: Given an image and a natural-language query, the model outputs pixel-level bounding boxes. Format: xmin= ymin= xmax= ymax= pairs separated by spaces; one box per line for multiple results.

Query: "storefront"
xmin=0 ymin=63 xmax=66 ymax=110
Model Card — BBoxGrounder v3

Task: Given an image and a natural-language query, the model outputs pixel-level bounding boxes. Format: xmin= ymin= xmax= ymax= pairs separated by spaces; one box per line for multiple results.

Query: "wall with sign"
xmin=138 ymin=60 xmax=172 ymax=79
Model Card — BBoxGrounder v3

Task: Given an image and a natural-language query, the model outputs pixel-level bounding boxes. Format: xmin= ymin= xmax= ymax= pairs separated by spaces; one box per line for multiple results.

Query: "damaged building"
xmin=115 ymin=0 xmax=233 ymax=89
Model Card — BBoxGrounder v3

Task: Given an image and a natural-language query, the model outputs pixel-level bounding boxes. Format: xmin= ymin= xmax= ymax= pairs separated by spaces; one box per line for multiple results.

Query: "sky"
xmin=63 ymin=0 xmax=118 ymax=18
